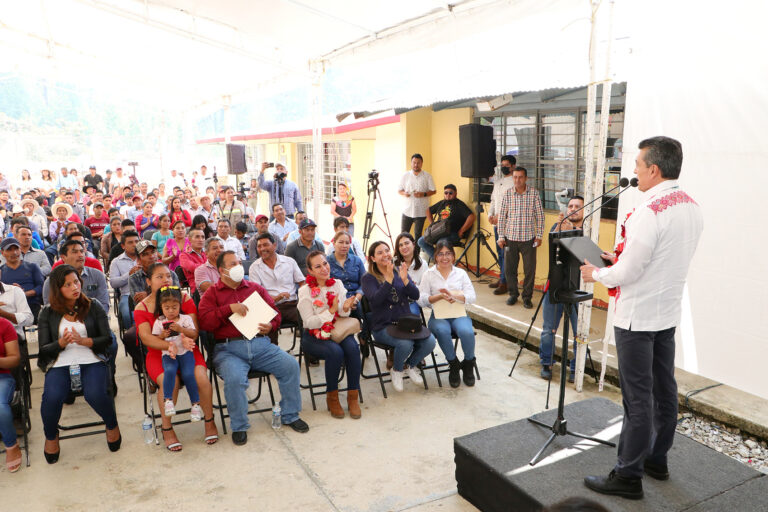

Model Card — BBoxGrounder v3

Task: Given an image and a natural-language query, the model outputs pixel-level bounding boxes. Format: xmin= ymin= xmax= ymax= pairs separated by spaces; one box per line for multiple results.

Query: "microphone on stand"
xmin=558 ymin=177 xmax=631 ymax=232
xmin=581 ymin=177 xmax=638 ymax=226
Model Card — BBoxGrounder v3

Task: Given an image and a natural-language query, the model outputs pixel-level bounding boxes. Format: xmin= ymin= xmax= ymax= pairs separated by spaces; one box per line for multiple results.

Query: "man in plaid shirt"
xmin=497 ymin=167 xmax=544 ymax=308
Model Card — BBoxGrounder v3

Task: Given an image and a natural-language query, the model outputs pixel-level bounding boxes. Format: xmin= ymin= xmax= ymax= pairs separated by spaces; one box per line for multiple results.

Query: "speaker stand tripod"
xmin=456 ymin=178 xmax=500 ymax=278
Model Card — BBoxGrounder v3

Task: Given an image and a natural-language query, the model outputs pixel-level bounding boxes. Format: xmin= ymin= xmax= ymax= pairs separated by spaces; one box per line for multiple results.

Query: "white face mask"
xmin=227 ymin=264 xmax=244 ymax=283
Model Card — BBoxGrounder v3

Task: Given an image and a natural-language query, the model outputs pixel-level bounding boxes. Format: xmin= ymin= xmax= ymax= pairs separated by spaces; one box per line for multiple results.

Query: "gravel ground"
xmin=677 ymin=412 xmax=768 ymax=474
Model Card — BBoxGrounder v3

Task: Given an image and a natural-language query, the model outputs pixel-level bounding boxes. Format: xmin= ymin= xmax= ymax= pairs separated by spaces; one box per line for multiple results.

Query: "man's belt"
xmin=215 ymin=337 xmax=247 ymax=344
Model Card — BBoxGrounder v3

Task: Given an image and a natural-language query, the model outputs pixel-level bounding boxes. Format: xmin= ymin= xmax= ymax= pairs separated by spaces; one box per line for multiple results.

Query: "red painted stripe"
xmin=196 ymin=114 xmax=400 ymax=144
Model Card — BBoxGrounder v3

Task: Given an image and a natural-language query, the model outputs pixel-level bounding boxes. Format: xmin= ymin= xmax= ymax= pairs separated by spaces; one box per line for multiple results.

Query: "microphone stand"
xmin=556 ymin=177 xmax=629 ymax=232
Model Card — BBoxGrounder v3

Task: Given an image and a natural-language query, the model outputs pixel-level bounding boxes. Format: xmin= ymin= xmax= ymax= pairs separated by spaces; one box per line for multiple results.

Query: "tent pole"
xmin=310 ymin=60 xmax=324 ymax=224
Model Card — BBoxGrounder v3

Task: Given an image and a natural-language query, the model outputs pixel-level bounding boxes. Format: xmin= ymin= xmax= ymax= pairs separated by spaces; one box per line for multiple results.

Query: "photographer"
xmin=258 ymin=162 xmax=303 ymax=219
xmin=216 ymin=187 xmax=246 ymax=226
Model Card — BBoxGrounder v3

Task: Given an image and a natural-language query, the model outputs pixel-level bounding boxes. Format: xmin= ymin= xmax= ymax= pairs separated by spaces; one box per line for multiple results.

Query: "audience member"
xmin=134 ymin=201 xmax=159 ymax=237
xmin=0 ymin=316 xmax=21 ymax=472
xmin=249 ymin=214 xmax=285 ymax=256
xmin=161 ymin=220 xmax=189 ymax=271
xmin=13 ymin=225 xmax=51 ymax=277
xmin=268 ymin=203 xmax=297 ymax=243
xmin=417 ymin=184 xmax=475 ymax=261
xmin=248 ymin=233 xmax=304 ymax=345
xmin=151 ymin=215 xmax=172 ymax=253
xmin=199 ymin=251 xmax=308 ymax=445
xmin=258 ymin=162 xmax=303 ymax=218
xmin=285 ymin=219 xmax=324 ymax=275
xmin=38 ymin=265 xmax=120 ymax=464
xmin=191 ymin=214 xmax=214 ymax=239
xmin=418 ymin=240 xmax=477 ymax=388
xmin=21 ymin=198 xmax=47 ymax=238
xmin=131 ymin=241 xmax=180 ymax=304
xmin=398 ymin=153 xmax=436 ymax=239
xmin=133 ymin=262 xmax=217 ymax=450
xmin=393 ymin=232 xmax=428 ymax=315
xmin=0 ymin=281 xmax=33 ymax=336
xmin=0 ymin=238 xmax=43 ymax=321
xmin=361 ymin=241 xmax=436 ymax=392
xmin=100 ymin=216 xmax=123 ymax=263
xmin=216 ymin=219 xmax=245 ymax=261
xmin=168 ymin=197 xmax=191 ymax=227
xmin=217 ymin=187 xmax=247 ymax=226
xmin=325 ymin=217 xmax=364 ymax=259
xmin=195 ymin=237 xmax=223 ymax=295
xmin=298 ymin=251 xmax=361 ymax=419
xmin=330 ymin=183 xmax=357 ymax=236
xmin=84 ymin=202 xmax=109 ymax=244
xmin=179 ymin=229 xmax=206 ymax=292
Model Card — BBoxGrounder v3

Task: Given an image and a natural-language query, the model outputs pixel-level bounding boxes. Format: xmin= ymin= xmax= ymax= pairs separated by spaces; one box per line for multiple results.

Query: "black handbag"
xmin=424 ymin=218 xmax=451 ymax=244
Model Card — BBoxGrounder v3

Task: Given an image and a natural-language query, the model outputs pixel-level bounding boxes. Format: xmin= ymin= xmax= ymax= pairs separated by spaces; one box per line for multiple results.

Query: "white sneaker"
xmin=405 ymin=366 xmax=424 ymax=385
xmin=190 ymin=403 xmax=203 ymax=422
xmin=164 ymin=399 xmax=176 ymax=417
xmin=391 ymin=370 xmax=404 ymax=392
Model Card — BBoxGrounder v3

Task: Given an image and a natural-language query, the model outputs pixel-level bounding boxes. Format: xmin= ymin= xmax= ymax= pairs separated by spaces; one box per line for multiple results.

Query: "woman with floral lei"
xmin=297 ymin=250 xmax=362 ymax=419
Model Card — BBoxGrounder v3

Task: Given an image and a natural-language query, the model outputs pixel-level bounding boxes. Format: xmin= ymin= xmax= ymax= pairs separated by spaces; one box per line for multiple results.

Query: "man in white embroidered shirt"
xmin=580 ymin=136 xmax=703 ymax=500
xmin=398 ymin=153 xmax=436 ymax=239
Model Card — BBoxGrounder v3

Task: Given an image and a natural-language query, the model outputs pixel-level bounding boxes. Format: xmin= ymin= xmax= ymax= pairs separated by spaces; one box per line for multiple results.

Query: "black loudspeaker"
xmin=459 ymin=124 xmax=496 ymax=178
xmin=226 ymin=144 xmax=247 ymax=175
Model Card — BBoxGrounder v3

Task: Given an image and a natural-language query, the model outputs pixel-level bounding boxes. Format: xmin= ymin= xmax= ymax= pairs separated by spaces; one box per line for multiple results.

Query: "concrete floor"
xmin=4 ymin=312 xmax=623 ymax=511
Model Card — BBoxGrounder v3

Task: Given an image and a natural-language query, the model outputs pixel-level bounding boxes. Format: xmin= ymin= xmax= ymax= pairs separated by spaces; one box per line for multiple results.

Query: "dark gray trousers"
xmin=614 ymin=326 xmax=678 ymax=479
xmin=504 ymin=238 xmax=537 ymax=300
xmin=401 ymin=215 xmax=426 ymax=240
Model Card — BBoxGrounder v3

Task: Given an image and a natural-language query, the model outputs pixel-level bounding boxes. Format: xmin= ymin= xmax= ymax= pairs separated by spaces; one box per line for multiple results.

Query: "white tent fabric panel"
xmin=615 ymin=1 xmax=768 ymax=399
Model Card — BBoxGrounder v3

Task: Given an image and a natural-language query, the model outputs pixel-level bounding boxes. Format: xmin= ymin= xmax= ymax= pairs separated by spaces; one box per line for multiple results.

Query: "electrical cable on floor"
xmin=684 ymin=383 xmax=723 ymax=409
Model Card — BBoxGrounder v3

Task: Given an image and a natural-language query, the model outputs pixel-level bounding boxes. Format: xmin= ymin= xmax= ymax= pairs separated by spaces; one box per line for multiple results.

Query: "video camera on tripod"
xmin=367 ymin=170 xmax=380 ymax=191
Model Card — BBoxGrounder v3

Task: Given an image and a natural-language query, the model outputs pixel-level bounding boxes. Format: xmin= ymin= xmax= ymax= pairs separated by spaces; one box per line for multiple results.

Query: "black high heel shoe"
xmin=107 ymin=429 xmax=122 ymax=452
xmin=44 ymin=437 xmax=60 ymax=464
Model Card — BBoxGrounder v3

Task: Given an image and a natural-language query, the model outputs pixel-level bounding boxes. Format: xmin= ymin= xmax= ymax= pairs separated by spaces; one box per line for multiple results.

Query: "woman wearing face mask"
xmin=134 ymin=262 xmax=217 ymax=451
xmin=361 ymin=241 xmax=436 ymax=392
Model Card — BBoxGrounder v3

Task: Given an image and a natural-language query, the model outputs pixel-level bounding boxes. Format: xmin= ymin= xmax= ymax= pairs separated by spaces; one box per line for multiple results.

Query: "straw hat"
xmin=52 ymin=202 xmax=73 ymax=218
xmin=20 ymin=198 xmax=38 ymax=211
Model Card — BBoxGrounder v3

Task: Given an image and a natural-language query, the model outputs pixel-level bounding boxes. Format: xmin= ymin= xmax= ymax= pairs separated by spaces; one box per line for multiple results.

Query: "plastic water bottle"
xmin=69 ymin=364 xmax=82 ymax=392
xmin=142 ymin=415 xmax=153 ymax=444
xmin=271 ymin=405 xmax=282 ymax=430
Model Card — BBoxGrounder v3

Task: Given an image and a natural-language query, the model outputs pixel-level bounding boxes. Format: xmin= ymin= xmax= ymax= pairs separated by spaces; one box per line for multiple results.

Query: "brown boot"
xmin=488 ymin=279 xmax=500 ymax=289
xmin=327 ymin=390 xmax=345 ymax=418
xmin=493 ymin=283 xmax=508 ymax=295
xmin=347 ymin=390 xmax=361 ymax=419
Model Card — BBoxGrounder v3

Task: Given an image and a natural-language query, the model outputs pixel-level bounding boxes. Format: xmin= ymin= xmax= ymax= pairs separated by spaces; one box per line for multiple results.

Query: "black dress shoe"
xmin=286 ymin=418 xmax=309 ymax=433
xmin=644 ymin=461 xmax=670 ymax=480
xmin=63 ymin=393 xmax=76 ymax=405
xmin=506 ymin=296 xmax=518 ymax=306
xmin=232 ymin=431 xmax=248 ymax=446
xmin=540 ymin=366 xmax=552 ymax=380
xmin=523 ymin=299 xmax=533 ymax=309
xmin=584 ymin=470 xmax=643 ymax=500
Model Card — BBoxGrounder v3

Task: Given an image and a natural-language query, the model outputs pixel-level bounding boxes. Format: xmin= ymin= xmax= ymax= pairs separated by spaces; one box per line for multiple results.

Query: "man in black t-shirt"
xmin=83 ymin=165 xmax=105 ymax=192
xmin=417 ymin=184 xmax=475 ymax=261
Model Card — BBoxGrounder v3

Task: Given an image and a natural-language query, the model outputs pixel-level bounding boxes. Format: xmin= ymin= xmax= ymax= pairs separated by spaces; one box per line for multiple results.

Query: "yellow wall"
xmin=350 ymin=139 xmax=375 ymax=234
xmin=401 ymin=108 xmax=432 ymax=170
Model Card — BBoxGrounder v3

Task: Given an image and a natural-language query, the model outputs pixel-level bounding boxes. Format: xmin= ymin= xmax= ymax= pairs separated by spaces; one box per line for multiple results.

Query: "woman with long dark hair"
xmin=162 ymin=220 xmax=189 ymax=271
xmin=169 ymin=197 xmax=192 ymax=227
xmin=134 ymin=262 xmax=217 ymax=451
xmin=191 ymin=214 xmax=214 ymax=238
xmin=38 ymin=265 xmax=120 ymax=464
xmin=393 ymin=232 xmax=427 ymax=315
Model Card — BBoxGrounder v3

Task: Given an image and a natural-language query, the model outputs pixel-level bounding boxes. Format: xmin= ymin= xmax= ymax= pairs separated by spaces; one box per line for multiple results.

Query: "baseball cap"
xmin=0 ymin=238 xmax=21 ymax=250
xmin=136 ymin=240 xmax=156 ymax=255
xmin=254 ymin=214 xmax=268 ymax=223
xmin=299 ymin=219 xmax=317 ymax=229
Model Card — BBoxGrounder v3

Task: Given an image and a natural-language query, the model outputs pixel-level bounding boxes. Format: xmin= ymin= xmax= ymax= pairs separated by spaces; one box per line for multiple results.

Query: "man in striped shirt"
xmin=497 ymin=167 xmax=544 ymax=309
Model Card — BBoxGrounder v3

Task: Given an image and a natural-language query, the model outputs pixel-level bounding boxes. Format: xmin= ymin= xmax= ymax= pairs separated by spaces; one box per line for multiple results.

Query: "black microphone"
xmin=581 ymin=177 xmax=638 ymax=226
xmin=557 ymin=177 xmax=630 ymax=232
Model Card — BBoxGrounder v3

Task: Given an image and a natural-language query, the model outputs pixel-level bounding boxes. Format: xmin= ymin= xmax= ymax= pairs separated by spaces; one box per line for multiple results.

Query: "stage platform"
xmin=454 ymin=397 xmax=767 ymax=511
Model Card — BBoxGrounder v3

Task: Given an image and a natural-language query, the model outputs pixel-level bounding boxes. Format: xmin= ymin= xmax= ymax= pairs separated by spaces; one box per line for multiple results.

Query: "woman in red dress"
xmin=168 ymin=197 xmax=192 ymax=227
xmin=134 ymin=262 xmax=218 ymax=451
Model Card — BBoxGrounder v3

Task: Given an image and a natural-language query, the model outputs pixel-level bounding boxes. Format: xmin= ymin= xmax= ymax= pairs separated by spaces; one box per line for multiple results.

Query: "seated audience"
xmin=248 ymin=233 xmax=304 ymax=345
xmin=285 ymin=219 xmax=324 ymax=275
xmin=194 ymin=237 xmax=223 ymax=295
xmin=179 ymin=229 xmax=206 ymax=292
xmin=267 ymin=203 xmax=297 ymax=244
xmin=0 ymin=238 xmax=43 ymax=321
xmin=287 ymin=211 xmax=323 ymax=245
xmin=161 ymin=220 xmax=189 ymax=271
xmin=100 ymin=216 xmax=123 ymax=263
xmin=191 ymin=214 xmax=214 ymax=239
xmin=0 ymin=317 xmax=21 ymax=472
xmin=394 ymin=232 xmax=428 ymax=315
xmin=168 ymin=197 xmax=191 ymax=227
xmin=418 ymin=240 xmax=477 ymax=388
xmin=21 ymin=198 xmax=48 ymax=238
xmin=361 ymin=241 xmax=436 ymax=392
xmin=234 ymin=221 xmax=250 ymax=257
xmin=216 ymin=219 xmax=245 ymax=261
xmin=297 ymin=251 xmax=361 ymax=419
xmin=325 ymin=217 xmax=364 ymax=259
xmin=327 ymin=231 xmax=365 ymax=322
xmin=0 ymin=281 xmax=33 ymax=336
xmin=11 ymin=224 xmax=51 ymax=277
xmin=133 ymin=262 xmax=217 ymax=450
xmin=53 ymin=232 xmax=103 ymax=272
xmin=38 ymin=265 xmax=120 ymax=464
xmin=131 ymin=241 xmax=180 ymax=304
xmin=199 ymin=251 xmax=308 ymax=445
xmin=84 ymin=202 xmax=109 ymax=244
xmin=249 ymin=214 xmax=285 ymax=256
xmin=134 ymin=201 xmax=159 ymax=237
xmin=151 ymin=214 xmax=172 ymax=253
xmin=107 ymin=219 xmax=137 ymax=267
xmin=417 ymin=184 xmax=474 ymax=262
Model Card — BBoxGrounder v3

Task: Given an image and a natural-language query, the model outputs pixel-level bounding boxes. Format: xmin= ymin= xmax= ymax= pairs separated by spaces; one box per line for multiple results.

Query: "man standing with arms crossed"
xmin=398 ymin=153 xmax=436 ymax=239
xmin=497 ymin=167 xmax=544 ymax=309
xmin=580 ymin=136 xmax=703 ymax=500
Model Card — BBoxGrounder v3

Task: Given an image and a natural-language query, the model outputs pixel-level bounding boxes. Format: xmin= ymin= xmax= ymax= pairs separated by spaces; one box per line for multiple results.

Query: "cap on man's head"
xmin=254 ymin=214 xmax=268 ymax=223
xmin=89 ymin=165 xmax=96 ymax=170
xmin=11 ymin=205 xmax=23 ymax=215
xmin=136 ymin=240 xmax=156 ymax=255
xmin=93 ymin=202 xmax=104 ymax=208
xmin=132 ymin=195 xmax=143 ymax=202
xmin=0 ymin=238 xmax=21 ymax=251
xmin=299 ymin=219 xmax=317 ymax=230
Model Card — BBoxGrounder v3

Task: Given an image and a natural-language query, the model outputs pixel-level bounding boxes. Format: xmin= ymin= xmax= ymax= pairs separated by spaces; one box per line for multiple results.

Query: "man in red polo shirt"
xmin=198 ymin=250 xmax=307 ymax=446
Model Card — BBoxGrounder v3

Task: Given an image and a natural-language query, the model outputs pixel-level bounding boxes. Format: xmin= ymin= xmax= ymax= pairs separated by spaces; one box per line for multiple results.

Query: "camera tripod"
xmin=362 ymin=172 xmax=392 ymax=253
xmin=456 ymin=178 xmax=500 ymax=278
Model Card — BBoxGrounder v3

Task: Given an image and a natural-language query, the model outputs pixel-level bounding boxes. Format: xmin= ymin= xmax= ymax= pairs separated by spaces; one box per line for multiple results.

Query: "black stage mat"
xmin=455 ymin=397 xmax=766 ymax=512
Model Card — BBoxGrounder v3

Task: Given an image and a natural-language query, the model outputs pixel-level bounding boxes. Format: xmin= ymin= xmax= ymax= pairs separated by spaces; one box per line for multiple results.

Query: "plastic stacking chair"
xmin=1 ymin=356 xmax=32 ymax=468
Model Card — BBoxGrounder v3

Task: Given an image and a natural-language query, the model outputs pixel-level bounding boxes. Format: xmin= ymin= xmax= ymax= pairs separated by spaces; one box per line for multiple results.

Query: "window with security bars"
xmin=297 ymin=142 xmax=351 ymax=205
xmin=477 ymin=108 xmax=624 ymax=220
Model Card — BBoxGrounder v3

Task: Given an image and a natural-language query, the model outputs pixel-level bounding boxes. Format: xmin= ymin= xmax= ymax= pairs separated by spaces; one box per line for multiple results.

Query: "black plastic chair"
xmin=241 ymin=259 xmax=255 ymax=276
xmin=175 ymin=266 xmax=190 ymax=292
xmin=418 ymin=308 xmax=481 ymax=382
xmin=57 ymin=361 xmax=117 ymax=441
xmin=1 ymin=353 xmax=32 ymax=468
xmin=200 ymin=331 xmax=275 ymax=436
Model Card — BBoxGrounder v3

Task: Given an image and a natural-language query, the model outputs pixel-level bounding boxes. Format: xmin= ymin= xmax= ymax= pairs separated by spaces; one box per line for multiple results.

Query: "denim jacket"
xmin=328 ymin=252 xmax=365 ymax=298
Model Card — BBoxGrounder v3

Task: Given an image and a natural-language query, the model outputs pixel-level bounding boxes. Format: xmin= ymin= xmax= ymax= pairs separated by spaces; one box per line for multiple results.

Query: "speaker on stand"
xmin=226 ymin=143 xmax=247 ymax=194
xmin=455 ymin=124 xmax=500 ymax=278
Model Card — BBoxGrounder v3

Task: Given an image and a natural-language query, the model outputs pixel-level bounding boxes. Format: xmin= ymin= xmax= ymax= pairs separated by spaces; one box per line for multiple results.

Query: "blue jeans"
xmin=40 ymin=362 xmax=118 ymax=440
xmin=301 ymin=332 xmax=361 ymax=392
xmin=213 ymin=336 xmax=301 ymax=432
xmin=0 ymin=373 xmax=16 ymax=448
xmin=162 ymin=352 xmax=200 ymax=403
xmin=372 ymin=328 xmax=436 ymax=372
xmin=408 ymin=301 xmax=421 ymax=316
xmin=118 ymin=294 xmax=133 ymax=329
xmin=540 ymin=294 xmax=578 ymax=370
xmin=417 ymin=232 xmax=460 ymax=261
xmin=428 ymin=314 xmax=475 ymax=361
xmin=494 ymin=227 xmax=506 ymax=283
